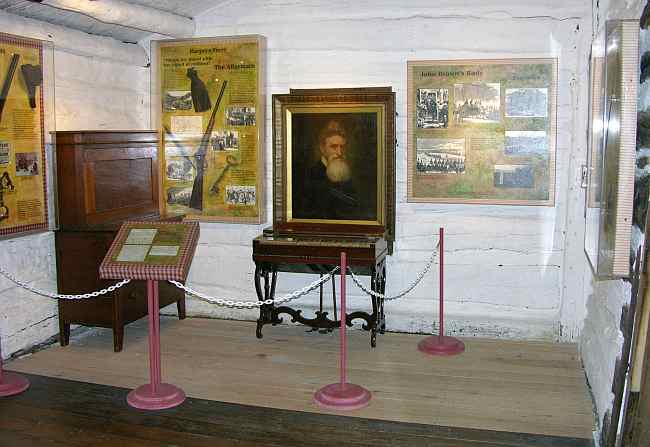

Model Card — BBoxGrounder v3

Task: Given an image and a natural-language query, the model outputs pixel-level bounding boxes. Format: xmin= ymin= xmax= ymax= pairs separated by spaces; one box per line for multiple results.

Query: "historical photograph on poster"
xmin=453 ymin=83 xmax=500 ymax=124
xmin=210 ymin=130 xmax=238 ymax=151
xmin=493 ymin=164 xmax=534 ymax=188
xmin=505 ymin=88 xmax=548 ymax=117
xmin=0 ymin=141 xmax=9 ymax=165
xmin=166 ymin=185 xmax=192 ymax=206
xmin=416 ymin=138 xmax=465 ymax=174
xmin=407 ymin=59 xmax=556 ymax=205
xmin=153 ymin=35 xmax=266 ymax=223
xmin=416 ymin=88 xmax=449 ymax=128
xmin=163 ymin=91 xmax=193 ymax=111
xmin=15 ymin=152 xmax=38 ymax=176
xmin=225 ymin=185 xmax=256 ymax=205
xmin=504 ymin=131 xmax=547 ymax=156
xmin=226 ymin=106 xmax=255 ymax=126
xmin=166 ymin=158 xmax=194 ymax=181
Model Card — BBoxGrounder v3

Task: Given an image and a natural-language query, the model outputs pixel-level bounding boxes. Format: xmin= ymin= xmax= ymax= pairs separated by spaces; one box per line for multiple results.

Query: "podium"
xmin=99 ymin=220 xmax=199 ymax=410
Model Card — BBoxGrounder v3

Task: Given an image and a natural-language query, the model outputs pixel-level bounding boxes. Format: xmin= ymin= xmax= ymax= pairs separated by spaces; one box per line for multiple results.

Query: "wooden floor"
xmin=4 ymin=318 xmax=595 ymax=445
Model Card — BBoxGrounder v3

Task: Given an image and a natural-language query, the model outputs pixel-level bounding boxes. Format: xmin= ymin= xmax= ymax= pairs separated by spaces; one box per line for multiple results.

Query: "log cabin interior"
xmin=1 ymin=1 xmax=650 ymax=446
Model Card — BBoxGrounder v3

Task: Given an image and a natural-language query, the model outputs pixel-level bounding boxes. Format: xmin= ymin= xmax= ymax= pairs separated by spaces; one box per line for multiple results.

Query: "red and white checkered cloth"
xmin=99 ymin=220 xmax=200 ymax=282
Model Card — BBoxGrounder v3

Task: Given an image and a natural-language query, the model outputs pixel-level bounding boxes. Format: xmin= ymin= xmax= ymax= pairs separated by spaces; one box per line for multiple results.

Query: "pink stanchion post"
xmin=0 ymin=334 xmax=30 ymax=397
xmin=314 ymin=252 xmax=371 ymax=411
xmin=418 ymin=227 xmax=465 ymax=356
xmin=126 ymin=279 xmax=185 ymax=410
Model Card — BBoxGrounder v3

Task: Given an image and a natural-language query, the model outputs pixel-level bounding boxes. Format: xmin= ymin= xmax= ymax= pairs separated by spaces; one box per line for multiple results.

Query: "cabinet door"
xmin=82 ymin=145 xmax=159 ymax=225
xmin=55 ymin=230 xmax=117 ymax=326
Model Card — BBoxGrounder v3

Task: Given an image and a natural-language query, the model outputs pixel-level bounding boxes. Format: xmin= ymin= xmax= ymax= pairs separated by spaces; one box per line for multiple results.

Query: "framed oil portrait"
xmin=584 ymin=20 xmax=638 ymax=279
xmin=407 ymin=58 xmax=557 ymax=205
xmin=272 ymin=87 xmax=395 ymax=248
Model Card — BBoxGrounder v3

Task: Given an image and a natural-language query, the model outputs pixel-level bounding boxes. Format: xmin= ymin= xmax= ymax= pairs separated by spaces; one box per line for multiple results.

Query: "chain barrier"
xmin=0 ymin=266 xmax=131 ymax=300
xmin=349 ymin=242 xmax=440 ymax=301
xmin=168 ymin=266 xmax=340 ymax=308
xmin=0 ymin=243 xmax=439 ymax=305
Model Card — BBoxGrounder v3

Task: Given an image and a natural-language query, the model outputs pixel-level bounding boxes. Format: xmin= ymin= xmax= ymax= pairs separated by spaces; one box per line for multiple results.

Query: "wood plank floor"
xmin=5 ymin=317 xmax=595 ymax=444
xmin=0 ymin=373 xmax=590 ymax=446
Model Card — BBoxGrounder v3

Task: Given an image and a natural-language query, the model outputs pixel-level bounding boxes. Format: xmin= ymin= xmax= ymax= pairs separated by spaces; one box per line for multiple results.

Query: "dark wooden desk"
xmin=252 ymin=233 xmax=388 ymax=347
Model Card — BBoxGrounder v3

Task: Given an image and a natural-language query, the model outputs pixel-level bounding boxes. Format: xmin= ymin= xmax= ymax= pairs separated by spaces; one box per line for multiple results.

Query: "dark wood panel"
xmin=93 ymin=158 xmax=153 ymax=212
xmin=0 ymin=372 xmax=591 ymax=447
xmin=54 ymin=130 xmax=159 ymax=146
xmin=55 ymin=130 xmax=160 ymax=229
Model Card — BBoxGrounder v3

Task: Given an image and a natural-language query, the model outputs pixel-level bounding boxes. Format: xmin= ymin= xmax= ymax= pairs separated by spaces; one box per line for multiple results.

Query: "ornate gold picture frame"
xmin=271 ymin=88 xmax=395 ymax=247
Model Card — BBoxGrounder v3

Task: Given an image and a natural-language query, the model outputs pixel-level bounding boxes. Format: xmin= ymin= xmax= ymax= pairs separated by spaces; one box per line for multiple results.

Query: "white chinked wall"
xmin=184 ymin=0 xmax=593 ymax=343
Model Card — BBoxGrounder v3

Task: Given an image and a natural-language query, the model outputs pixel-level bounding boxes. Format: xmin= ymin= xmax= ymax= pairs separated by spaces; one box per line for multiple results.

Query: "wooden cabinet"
xmin=54 ymin=130 xmax=185 ymax=352
xmin=55 ymin=130 xmax=160 ymax=227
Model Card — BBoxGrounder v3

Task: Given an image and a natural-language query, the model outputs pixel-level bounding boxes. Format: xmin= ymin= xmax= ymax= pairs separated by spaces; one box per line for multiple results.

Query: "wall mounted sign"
xmin=407 ymin=58 xmax=557 ymax=206
xmin=152 ymin=35 xmax=266 ymax=223
xmin=0 ymin=33 xmax=53 ymax=236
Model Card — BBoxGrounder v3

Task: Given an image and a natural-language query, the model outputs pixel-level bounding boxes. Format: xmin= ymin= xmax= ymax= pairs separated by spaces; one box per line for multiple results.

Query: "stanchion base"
xmin=0 ymin=371 xmax=30 ymax=397
xmin=314 ymin=382 xmax=371 ymax=411
xmin=418 ymin=335 xmax=465 ymax=356
xmin=127 ymin=383 xmax=185 ymax=410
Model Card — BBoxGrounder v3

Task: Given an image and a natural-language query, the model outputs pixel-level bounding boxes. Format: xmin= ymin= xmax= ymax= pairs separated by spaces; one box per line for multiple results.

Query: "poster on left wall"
xmin=0 ymin=33 xmax=54 ymax=237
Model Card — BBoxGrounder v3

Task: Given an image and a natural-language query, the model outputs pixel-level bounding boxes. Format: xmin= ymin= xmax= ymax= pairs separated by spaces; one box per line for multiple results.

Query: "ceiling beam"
xmin=0 ymin=10 xmax=148 ymax=67
xmin=34 ymin=0 xmax=195 ymax=38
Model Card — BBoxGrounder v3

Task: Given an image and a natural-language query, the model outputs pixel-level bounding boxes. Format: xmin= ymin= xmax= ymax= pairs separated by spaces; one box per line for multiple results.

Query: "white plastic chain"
xmin=349 ymin=242 xmax=440 ymax=301
xmin=0 ymin=266 xmax=131 ymax=300
xmin=168 ymin=266 xmax=340 ymax=308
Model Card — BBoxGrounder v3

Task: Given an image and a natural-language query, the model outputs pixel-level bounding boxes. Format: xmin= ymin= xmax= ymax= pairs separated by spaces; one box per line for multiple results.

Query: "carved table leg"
xmin=255 ymin=264 xmax=278 ymax=339
xmin=378 ymin=263 xmax=387 ymax=334
xmin=369 ymin=266 xmax=379 ymax=348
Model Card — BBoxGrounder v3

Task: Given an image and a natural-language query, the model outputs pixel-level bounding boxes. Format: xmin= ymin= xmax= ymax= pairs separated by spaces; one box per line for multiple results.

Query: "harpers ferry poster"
xmin=153 ymin=35 xmax=265 ymax=223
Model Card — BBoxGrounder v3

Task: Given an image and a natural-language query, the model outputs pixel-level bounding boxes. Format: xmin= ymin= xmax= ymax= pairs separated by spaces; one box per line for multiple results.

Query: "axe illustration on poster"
xmin=20 ymin=64 xmax=42 ymax=109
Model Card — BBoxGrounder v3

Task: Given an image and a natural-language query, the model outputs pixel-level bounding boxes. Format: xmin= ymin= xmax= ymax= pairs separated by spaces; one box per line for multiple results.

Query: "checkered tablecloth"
xmin=99 ymin=220 xmax=200 ymax=282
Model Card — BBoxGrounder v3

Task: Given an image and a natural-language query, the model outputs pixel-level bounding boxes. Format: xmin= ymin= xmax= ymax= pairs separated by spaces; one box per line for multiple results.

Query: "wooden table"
xmin=252 ymin=232 xmax=388 ymax=347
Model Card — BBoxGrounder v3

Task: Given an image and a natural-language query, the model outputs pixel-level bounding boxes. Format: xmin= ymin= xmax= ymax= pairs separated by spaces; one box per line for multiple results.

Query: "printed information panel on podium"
xmin=99 ymin=221 xmax=199 ymax=281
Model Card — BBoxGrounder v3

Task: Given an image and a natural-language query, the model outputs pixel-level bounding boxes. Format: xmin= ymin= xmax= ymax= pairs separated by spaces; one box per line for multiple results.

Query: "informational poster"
xmin=0 ymin=33 xmax=49 ymax=235
xmin=407 ymin=59 xmax=557 ymax=205
xmin=112 ymin=224 xmax=187 ymax=266
xmin=153 ymin=35 xmax=265 ymax=223
xmin=100 ymin=221 xmax=200 ymax=283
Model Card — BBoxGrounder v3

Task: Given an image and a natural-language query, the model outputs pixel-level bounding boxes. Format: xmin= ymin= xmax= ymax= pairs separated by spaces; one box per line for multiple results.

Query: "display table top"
xmin=99 ymin=220 xmax=199 ymax=281
xmin=252 ymin=232 xmax=387 ymax=273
